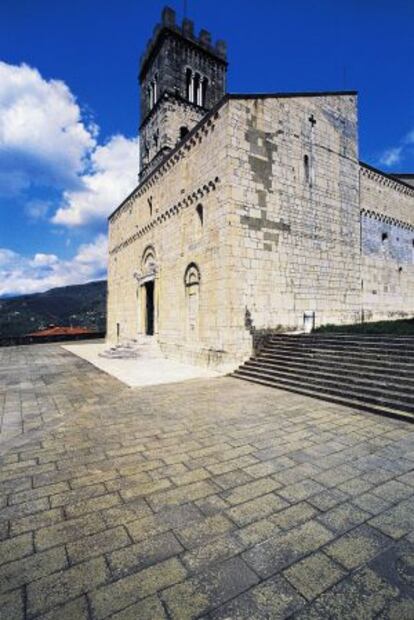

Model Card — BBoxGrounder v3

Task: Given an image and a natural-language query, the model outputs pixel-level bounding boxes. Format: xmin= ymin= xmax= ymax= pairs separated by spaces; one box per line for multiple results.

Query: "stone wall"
xmin=225 ymin=94 xmax=362 ymax=334
xmin=108 ymin=104 xmax=251 ymax=369
xmin=360 ymin=164 xmax=414 ymax=320
xmin=108 ymin=93 xmax=414 ymax=371
xmin=140 ymin=96 xmax=205 ymax=179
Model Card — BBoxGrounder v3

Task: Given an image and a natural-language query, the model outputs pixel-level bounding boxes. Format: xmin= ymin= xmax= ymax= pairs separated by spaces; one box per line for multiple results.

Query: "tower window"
xmin=180 ymin=126 xmax=189 ymax=140
xmin=148 ymin=197 xmax=153 ymax=217
xmin=382 ymin=232 xmax=388 ymax=242
xmin=304 ymin=155 xmax=310 ymax=184
xmin=153 ymin=74 xmax=158 ymax=105
xmin=201 ymin=78 xmax=208 ymax=107
xmin=196 ymin=204 xmax=204 ymax=226
xmin=148 ymin=75 xmax=158 ymax=110
xmin=186 ymin=68 xmax=192 ymax=102
xmin=194 ymin=73 xmax=201 ymax=106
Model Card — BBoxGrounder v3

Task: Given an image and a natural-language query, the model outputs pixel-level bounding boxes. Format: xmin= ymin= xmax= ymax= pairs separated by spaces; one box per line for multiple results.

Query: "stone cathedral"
xmin=107 ymin=6 xmax=414 ymax=369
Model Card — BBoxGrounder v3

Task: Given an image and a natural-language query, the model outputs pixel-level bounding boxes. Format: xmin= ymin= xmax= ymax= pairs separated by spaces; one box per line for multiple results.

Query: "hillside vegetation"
xmin=0 ymin=280 xmax=106 ymax=337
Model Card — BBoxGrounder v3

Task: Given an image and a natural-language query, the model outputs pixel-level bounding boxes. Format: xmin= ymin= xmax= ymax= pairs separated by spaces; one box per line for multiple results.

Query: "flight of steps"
xmin=232 ymin=334 xmax=414 ymax=421
xmin=99 ymin=337 xmax=161 ymax=359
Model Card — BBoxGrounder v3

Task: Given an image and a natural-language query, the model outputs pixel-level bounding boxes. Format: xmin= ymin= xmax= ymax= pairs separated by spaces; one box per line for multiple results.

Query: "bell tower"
xmin=138 ymin=6 xmax=227 ymax=181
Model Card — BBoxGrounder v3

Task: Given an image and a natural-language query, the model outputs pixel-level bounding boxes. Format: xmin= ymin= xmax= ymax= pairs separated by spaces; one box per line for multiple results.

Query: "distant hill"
xmin=0 ymin=280 xmax=107 ymax=337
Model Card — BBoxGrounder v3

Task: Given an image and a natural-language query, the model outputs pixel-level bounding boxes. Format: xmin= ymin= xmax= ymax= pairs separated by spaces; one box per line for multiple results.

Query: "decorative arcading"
xmin=361 ymin=208 xmax=414 ymax=233
xmin=360 ymin=164 xmax=414 ymax=198
xmin=109 ymin=113 xmax=219 ymax=223
xmin=109 ymin=176 xmax=221 ymax=256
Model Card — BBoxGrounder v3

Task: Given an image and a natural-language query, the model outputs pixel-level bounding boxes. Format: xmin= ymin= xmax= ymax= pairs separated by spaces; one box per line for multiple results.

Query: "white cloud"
xmin=30 ymin=253 xmax=59 ymax=267
xmin=74 ymin=234 xmax=108 ymax=268
xmin=0 ymin=61 xmax=96 ymax=195
xmin=0 ymin=235 xmax=107 ymax=297
xmin=0 ymin=61 xmax=139 ymax=228
xmin=378 ymin=127 xmax=414 ymax=169
xmin=0 ymin=62 xmax=138 ymax=295
xmin=52 ymin=134 xmax=139 ymax=226
xmin=25 ymin=199 xmax=51 ymax=220
xmin=404 ymin=130 xmax=414 ymax=145
xmin=0 ymin=249 xmax=17 ymax=266
xmin=379 ymin=147 xmax=403 ymax=167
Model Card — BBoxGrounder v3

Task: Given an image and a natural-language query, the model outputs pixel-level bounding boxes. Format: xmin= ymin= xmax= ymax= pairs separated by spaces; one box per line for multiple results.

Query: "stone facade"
xmin=107 ymin=7 xmax=414 ymax=369
xmin=226 ymin=94 xmax=361 ymax=336
xmin=360 ymin=164 xmax=414 ymax=321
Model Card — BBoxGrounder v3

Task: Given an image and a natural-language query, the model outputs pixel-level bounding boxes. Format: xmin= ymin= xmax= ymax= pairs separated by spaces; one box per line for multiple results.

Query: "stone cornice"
xmin=109 ymin=176 xmax=221 ymax=256
xmin=361 ymin=208 xmax=414 ymax=232
xmin=109 ymin=105 xmax=222 ymax=223
xmin=360 ymin=162 xmax=414 ymax=198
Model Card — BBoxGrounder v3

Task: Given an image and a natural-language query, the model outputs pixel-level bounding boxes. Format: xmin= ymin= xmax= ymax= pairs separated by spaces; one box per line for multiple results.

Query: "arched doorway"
xmin=135 ymin=245 xmax=158 ymax=336
xmin=144 ymin=280 xmax=154 ymax=335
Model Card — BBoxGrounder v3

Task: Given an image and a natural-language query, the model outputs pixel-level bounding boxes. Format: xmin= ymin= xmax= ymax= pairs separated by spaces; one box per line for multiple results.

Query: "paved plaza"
xmin=1 ymin=344 xmax=414 ymax=619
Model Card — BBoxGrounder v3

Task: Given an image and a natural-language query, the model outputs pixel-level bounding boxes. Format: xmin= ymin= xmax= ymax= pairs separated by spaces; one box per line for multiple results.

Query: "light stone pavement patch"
xmin=0 ymin=343 xmax=414 ymax=619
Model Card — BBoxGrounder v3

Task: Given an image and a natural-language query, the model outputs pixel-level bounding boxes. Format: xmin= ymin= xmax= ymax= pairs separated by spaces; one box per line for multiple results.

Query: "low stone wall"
xmin=0 ymin=332 xmax=106 ymax=347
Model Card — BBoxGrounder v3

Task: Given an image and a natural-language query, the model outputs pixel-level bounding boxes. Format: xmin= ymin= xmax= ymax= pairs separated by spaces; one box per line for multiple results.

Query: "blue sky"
xmin=0 ymin=0 xmax=413 ymax=295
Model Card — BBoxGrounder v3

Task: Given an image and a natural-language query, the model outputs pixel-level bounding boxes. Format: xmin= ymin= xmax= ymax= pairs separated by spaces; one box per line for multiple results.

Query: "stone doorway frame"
xmin=134 ymin=245 xmax=159 ymax=337
xmin=143 ymin=279 xmax=155 ymax=336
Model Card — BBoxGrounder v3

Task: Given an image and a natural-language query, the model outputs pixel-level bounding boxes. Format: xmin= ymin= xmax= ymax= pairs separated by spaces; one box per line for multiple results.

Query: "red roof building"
xmin=27 ymin=326 xmax=96 ymax=337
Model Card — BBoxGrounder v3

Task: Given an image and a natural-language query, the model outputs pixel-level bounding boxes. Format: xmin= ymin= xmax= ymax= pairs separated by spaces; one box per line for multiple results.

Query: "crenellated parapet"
xmin=139 ymin=6 xmax=227 ymax=79
xmin=138 ymin=5 xmax=227 ymax=181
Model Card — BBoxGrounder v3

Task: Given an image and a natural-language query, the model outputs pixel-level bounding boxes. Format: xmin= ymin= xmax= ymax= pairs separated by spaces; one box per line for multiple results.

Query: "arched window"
xmin=201 ymin=78 xmax=208 ymax=107
xmin=148 ymin=197 xmax=153 ymax=218
xmin=186 ymin=68 xmax=192 ymax=101
xmin=141 ymin=245 xmax=157 ymax=274
xmin=196 ymin=204 xmax=203 ymax=227
xmin=180 ymin=126 xmax=189 ymax=140
xmin=153 ymin=74 xmax=158 ymax=105
xmin=194 ymin=73 xmax=201 ymax=106
xmin=304 ymin=155 xmax=310 ymax=184
xmin=184 ymin=262 xmax=200 ymax=287
xmin=148 ymin=75 xmax=158 ymax=110
xmin=382 ymin=232 xmax=388 ymax=242
xmin=184 ymin=263 xmax=201 ymax=336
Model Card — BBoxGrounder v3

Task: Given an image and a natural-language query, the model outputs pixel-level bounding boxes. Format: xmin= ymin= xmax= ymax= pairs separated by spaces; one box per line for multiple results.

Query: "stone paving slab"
xmin=63 ymin=341 xmax=223 ymax=387
xmin=1 ymin=343 xmax=414 ymax=619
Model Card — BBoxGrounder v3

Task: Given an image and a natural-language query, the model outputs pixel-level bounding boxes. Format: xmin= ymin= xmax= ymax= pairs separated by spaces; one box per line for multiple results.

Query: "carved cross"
xmin=308 ymin=114 xmax=317 ymax=127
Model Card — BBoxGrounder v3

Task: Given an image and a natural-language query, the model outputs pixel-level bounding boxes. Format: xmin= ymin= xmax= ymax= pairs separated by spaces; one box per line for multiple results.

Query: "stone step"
xmin=99 ymin=338 xmax=161 ymax=360
xmin=250 ymin=353 xmax=414 ymax=379
xmin=243 ymin=359 xmax=414 ymax=392
xmin=270 ymin=333 xmax=414 ymax=343
xmin=267 ymin=337 xmax=414 ymax=351
xmin=232 ymin=367 xmax=414 ymax=415
xmin=231 ymin=373 xmax=414 ymax=423
xmin=235 ymin=364 xmax=414 ymax=406
xmin=271 ymin=333 xmax=414 ymax=341
xmin=234 ymin=333 xmax=414 ymax=421
xmin=262 ymin=342 xmax=414 ymax=359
